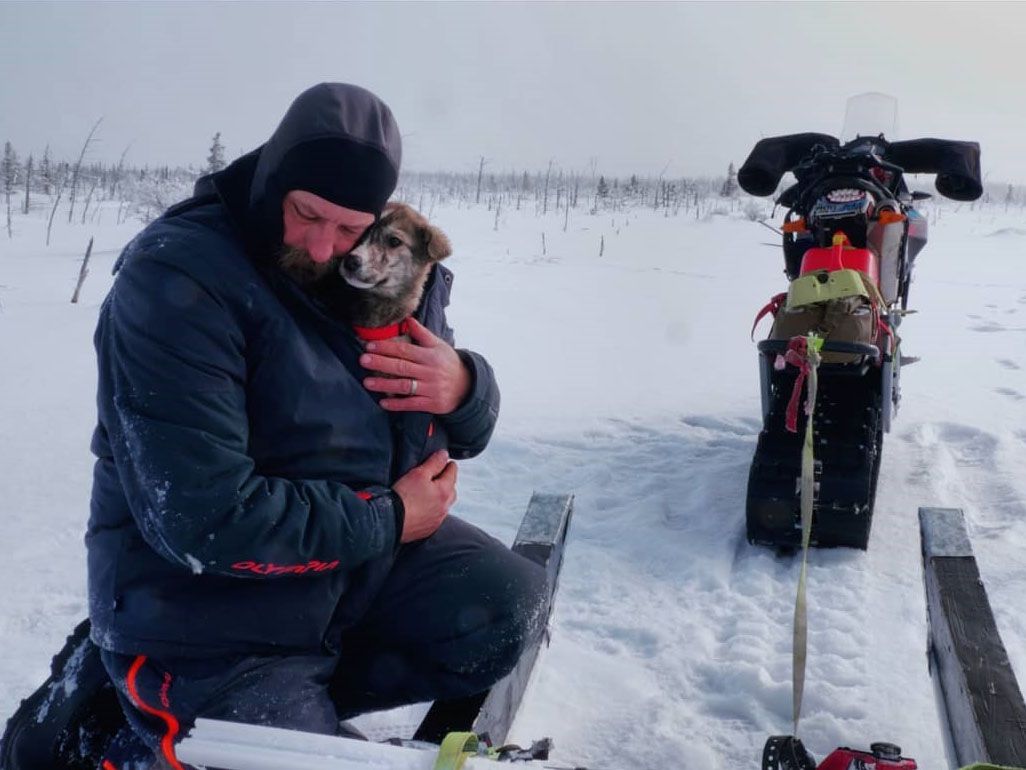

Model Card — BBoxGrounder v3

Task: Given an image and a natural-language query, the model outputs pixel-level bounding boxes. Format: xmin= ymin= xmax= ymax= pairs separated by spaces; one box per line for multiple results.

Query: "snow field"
xmin=1 ymin=195 xmax=1025 ymax=768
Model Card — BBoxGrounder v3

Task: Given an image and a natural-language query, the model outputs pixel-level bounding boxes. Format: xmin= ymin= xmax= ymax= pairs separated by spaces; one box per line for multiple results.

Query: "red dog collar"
xmin=352 ymin=318 xmax=411 ymax=341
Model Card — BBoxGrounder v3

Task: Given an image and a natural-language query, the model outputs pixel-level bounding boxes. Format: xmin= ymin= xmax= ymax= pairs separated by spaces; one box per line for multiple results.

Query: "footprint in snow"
xmin=905 ymin=422 xmax=1026 ymax=538
xmin=969 ymin=321 xmax=1026 ymax=333
xmin=997 ymin=358 xmax=1022 ymax=370
xmin=995 ymin=387 xmax=1025 ymax=402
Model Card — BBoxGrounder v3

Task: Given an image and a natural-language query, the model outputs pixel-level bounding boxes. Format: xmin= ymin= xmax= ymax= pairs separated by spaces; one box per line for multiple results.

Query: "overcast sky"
xmin=1 ymin=1 xmax=1023 ymax=182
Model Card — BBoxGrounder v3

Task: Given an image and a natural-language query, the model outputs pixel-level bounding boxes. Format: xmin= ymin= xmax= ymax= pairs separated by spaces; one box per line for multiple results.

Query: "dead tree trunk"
xmin=542 ymin=161 xmax=553 ymax=216
xmin=22 ymin=155 xmax=33 ymax=215
xmin=81 ymin=178 xmax=99 ymax=225
xmin=68 ymin=117 xmax=103 ymax=224
xmin=71 ymin=237 xmax=94 ymax=303
xmin=475 ymin=156 xmax=485 ymax=205
xmin=46 ymin=180 xmax=66 ymax=246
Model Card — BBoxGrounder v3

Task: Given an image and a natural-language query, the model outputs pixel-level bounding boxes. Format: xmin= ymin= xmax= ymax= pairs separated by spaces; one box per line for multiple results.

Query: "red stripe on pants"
xmin=124 ymin=655 xmax=186 ymax=770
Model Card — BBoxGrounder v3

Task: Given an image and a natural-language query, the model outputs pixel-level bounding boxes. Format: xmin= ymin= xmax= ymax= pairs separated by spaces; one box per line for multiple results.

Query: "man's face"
xmin=278 ymin=190 xmax=375 ymax=284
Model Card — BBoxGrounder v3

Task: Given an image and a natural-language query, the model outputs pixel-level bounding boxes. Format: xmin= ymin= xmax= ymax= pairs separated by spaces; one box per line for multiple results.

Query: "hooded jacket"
xmin=86 ymin=84 xmax=500 ymax=657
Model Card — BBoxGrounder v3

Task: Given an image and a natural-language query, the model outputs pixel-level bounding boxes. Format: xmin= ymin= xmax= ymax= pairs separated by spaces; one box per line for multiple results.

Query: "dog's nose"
xmin=343 ymin=253 xmax=362 ymax=273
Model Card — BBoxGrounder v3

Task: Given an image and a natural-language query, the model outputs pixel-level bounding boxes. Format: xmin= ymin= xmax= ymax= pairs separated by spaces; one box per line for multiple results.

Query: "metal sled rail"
xmin=177 ymin=492 xmax=575 ymax=770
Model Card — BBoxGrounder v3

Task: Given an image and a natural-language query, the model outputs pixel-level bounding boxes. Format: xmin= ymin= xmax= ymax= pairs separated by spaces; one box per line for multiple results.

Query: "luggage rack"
xmin=756 ymin=338 xmax=880 ymax=362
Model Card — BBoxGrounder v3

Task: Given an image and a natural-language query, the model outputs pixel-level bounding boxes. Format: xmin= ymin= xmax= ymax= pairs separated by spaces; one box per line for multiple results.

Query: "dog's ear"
xmin=422 ymin=224 xmax=452 ymax=262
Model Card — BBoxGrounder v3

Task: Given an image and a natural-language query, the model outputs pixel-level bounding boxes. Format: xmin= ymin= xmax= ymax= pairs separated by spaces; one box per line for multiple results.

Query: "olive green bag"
xmin=769 ymin=269 xmax=879 ymax=364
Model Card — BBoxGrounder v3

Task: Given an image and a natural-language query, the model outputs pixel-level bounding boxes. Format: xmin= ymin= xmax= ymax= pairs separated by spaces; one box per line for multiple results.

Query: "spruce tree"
xmin=40 ymin=146 xmax=52 ymax=194
xmin=206 ymin=132 xmax=226 ymax=174
xmin=3 ymin=141 xmax=20 ymax=238
xmin=720 ymin=162 xmax=738 ymax=197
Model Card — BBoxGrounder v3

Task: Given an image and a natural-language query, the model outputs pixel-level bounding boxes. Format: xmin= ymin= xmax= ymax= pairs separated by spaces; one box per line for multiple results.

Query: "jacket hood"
xmin=205 ymin=83 xmax=402 ymax=257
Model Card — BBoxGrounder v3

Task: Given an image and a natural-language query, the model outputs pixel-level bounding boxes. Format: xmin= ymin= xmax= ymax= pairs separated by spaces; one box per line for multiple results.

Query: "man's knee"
xmin=456 ymin=549 xmax=548 ymax=682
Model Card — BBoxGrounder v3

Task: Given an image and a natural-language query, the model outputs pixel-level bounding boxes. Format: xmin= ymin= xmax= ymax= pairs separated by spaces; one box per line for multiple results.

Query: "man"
xmin=1 ymin=83 xmax=546 ymax=770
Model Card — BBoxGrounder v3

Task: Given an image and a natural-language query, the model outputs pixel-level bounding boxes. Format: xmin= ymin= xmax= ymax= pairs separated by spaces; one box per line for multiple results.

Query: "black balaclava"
xmin=247 ymin=83 xmax=402 ymax=253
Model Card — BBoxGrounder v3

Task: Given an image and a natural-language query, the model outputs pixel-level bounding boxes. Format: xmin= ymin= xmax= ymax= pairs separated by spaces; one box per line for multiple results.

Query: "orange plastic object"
xmin=877 ymin=209 xmax=907 ymax=225
xmin=799 ymin=234 xmax=879 ymax=286
xmin=782 ymin=217 xmax=807 ymax=234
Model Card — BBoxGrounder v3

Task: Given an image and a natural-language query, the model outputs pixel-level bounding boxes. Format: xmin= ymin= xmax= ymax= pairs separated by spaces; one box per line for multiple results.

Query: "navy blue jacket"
xmin=86 ymin=116 xmax=499 ymax=658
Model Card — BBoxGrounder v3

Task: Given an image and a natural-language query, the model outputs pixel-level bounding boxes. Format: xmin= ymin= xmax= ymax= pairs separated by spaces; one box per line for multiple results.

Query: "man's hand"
xmin=361 ymin=318 xmax=472 ymax=414
xmin=393 ymin=450 xmax=457 ymax=543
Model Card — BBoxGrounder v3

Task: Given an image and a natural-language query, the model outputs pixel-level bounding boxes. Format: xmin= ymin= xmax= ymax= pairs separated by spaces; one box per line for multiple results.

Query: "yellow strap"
xmin=793 ymin=334 xmax=822 ymax=735
xmin=433 ymin=732 xmax=480 ymax=770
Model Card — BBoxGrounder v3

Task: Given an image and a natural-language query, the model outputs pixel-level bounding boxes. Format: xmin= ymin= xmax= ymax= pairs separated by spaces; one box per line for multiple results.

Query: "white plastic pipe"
xmin=177 ymin=718 xmax=495 ymax=770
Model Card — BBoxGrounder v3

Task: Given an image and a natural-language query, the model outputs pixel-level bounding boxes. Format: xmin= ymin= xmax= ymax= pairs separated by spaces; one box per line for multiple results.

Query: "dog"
xmin=322 ymin=202 xmax=452 ymax=337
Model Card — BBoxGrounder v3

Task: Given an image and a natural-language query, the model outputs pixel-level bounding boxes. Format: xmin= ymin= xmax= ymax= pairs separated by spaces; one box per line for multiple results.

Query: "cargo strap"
xmin=751 ymin=292 xmax=788 ymax=339
xmin=788 ymin=333 xmax=823 ymax=735
xmin=433 ymin=732 xmax=483 ymax=769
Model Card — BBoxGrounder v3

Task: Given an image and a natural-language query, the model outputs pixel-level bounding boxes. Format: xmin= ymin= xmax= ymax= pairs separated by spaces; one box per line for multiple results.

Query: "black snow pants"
xmin=97 ymin=516 xmax=548 ymax=770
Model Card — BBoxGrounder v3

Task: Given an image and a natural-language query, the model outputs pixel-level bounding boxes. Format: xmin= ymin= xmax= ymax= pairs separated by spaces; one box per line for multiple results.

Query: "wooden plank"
xmin=919 ymin=507 xmax=1026 ymax=767
xmin=414 ymin=493 xmax=574 ymax=745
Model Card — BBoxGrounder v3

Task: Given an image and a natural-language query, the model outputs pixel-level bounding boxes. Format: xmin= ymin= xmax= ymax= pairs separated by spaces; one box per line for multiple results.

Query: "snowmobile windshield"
xmin=840 ymin=93 xmax=899 ymax=143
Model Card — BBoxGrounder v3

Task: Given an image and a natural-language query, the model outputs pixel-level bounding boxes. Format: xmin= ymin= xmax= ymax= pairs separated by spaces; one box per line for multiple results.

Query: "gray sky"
xmin=1 ymin=1 xmax=1023 ymax=181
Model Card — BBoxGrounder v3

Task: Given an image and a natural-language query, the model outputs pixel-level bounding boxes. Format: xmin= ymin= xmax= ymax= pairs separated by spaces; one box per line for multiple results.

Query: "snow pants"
xmin=97 ymin=516 xmax=548 ymax=770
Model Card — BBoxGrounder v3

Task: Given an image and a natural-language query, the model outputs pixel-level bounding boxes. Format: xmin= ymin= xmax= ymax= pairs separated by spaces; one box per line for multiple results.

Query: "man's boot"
xmin=0 ymin=618 xmax=126 ymax=770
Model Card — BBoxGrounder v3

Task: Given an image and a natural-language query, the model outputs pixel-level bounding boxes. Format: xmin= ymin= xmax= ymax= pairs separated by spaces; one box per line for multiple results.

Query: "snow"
xmin=2 ymin=195 xmax=1025 ymax=768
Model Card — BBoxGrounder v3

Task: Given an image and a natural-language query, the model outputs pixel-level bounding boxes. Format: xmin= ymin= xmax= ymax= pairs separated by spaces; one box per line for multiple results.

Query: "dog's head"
xmin=339 ymin=203 xmax=451 ymax=301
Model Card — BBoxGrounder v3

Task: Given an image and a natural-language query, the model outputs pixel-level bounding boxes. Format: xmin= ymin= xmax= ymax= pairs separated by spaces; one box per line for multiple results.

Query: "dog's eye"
xmin=387 ymin=236 xmax=403 ymax=248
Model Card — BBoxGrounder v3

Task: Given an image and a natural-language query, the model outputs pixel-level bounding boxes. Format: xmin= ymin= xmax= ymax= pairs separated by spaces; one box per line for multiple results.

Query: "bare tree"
xmin=46 ymin=169 xmax=68 ymax=246
xmin=71 ymin=237 xmax=94 ymax=303
xmin=110 ymin=142 xmax=133 ymax=199
xmin=81 ymin=176 xmax=100 ymax=224
xmin=542 ymin=160 xmax=553 ymax=215
xmin=68 ymin=117 xmax=103 ymax=223
xmin=2 ymin=141 xmax=19 ymax=239
xmin=22 ymin=154 xmax=33 ymax=215
xmin=475 ymin=156 xmax=485 ymax=204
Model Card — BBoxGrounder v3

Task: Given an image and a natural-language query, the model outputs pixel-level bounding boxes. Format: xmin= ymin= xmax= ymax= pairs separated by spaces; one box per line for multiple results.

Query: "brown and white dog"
xmin=331 ymin=202 xmax=452 ymax=337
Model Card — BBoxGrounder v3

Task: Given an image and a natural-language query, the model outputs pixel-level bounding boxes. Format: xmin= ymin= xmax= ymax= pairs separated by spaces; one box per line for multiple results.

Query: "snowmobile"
xmin=762 ymin=736 xmax=918 ymax=770
xmin=742 ymin=94 xmax=982 ymax=550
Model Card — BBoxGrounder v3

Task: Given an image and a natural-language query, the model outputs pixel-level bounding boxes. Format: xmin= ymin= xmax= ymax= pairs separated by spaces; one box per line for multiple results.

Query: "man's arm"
xmin=101 ymin=255 xmax=400 ymax=578
xmin=441 ymin=348 xmax=500 ymax=459
xmin=361 ymin=318 xmax=500 ymax=459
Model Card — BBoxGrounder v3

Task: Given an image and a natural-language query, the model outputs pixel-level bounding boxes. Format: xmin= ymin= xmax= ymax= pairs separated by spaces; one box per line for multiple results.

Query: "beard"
xmin=276 ymin=245 xmax=340 ymax=288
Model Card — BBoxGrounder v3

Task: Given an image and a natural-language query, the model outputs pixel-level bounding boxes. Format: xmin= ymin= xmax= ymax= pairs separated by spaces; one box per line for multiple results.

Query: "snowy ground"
xmin=1 ymin=195 xmax=1024 ymax=769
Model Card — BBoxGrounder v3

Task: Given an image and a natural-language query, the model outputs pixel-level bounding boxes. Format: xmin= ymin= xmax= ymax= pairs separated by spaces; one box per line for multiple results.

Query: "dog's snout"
xmin=343 ymin=253 xmax=362 ymax=273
